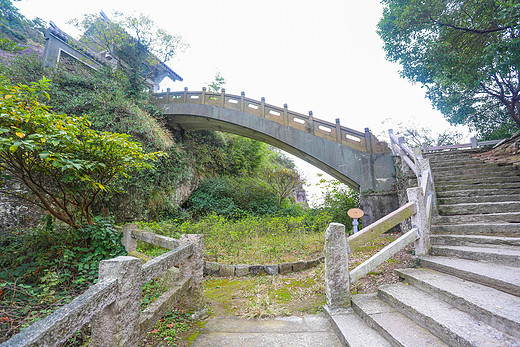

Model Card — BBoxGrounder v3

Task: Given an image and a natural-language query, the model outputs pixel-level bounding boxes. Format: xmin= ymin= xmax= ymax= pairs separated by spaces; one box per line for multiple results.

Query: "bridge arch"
xmin=152 ymin=89 xmax=395 ymax=192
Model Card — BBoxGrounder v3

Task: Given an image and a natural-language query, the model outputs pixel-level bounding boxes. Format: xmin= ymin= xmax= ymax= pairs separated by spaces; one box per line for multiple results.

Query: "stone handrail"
xmin=1 ymin=279 xmax=117 ymax=347
xmin=2 ymin=225 xmax=203 ymax=347
xmin=151 ymin=88 xmax=390 ymax=154
xmin=324 ymin=134 xmax=438 ymax=310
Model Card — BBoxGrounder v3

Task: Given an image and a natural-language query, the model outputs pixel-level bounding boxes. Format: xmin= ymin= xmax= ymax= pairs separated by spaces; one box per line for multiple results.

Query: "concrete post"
xmin=407 ymin=187 xmax=430 ymax=256
xmin=240 ymin=91 xmax=245 ymax=112
xmin=201 ymin=87 xmax=206 ymax=105
xmin=183 ymin=87 xmax=188 ymax=103
xmin=91 ymin=256 xmax=143 ymax=347
xmin=220 ymin=88 xmax=226 ymax=107
xmin=417 ymin=157 xmax=438 ymax=215
xmin=364 ymin=127 xmax=373 ymax=153
xmin=335 ymin=118 xmax=341 ymax=144
xmin=308 ymin=111 xmax=315 ymax=134
xmin=121 ymin=223 xmax=138 ymax=253
xmin=470 ymin=137 xmax=477 ymax=149
xmin=261 ymin=97 xmax=266 ymax=118
xmin=324 ymin=223 xmax=350 ymax=309
xmin=179 ymin=234 xmax=204 ymax=310
xmin=283 ymin=104 xmax=289 ymax=126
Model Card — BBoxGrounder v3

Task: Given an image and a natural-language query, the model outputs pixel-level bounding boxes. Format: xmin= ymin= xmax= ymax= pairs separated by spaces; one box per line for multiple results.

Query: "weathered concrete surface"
xmin=359 ymin=192 xmax=401 ymax=233
xmin=378 ymin=283 xmax=519 ymax=346
xmin=161 ymin=103 xmax=395 ymax=192
xmin=420 ymin=255 xmax=520 ymax=296
xmin=324 ymin=223 xmax=350 ymax=309
xmin=396 ymin=268 xmax=520 ymax=338
xmin=323 ymin=306 xmax=392 ymax=347
xmin=191 ymin=314 xmax=341 ymax=347
xmin=351 ymin=294 xmax=448 ymax=347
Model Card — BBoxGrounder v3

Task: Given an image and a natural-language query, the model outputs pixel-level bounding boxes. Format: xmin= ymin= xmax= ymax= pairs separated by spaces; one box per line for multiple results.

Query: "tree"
xmin=207 ymin=72 xmax=226 ymax=93
xmin=378 ymin=0 xmax=520 ymax=139
xmin=0 ymin=77 xmax=163 ymax=228
xmin=71 ymin=12 xmax=188 ymax=99
xmin=265 ymin=166 xmax=304 ymax=207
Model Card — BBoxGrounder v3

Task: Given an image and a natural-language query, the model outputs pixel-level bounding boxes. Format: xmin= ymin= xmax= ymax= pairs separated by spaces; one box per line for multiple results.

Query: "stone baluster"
xmin=179 ymin=234 xmax=205 ymax=310
xmin=283 ymin=104 xmax=289 ymax=126
xmin=91 ymin=256 xmax=143 ymax=347
xmin=324 ymin=223 xmax=350 ymax=310
xmin=335 ymin=118 xmax=341 ymax=143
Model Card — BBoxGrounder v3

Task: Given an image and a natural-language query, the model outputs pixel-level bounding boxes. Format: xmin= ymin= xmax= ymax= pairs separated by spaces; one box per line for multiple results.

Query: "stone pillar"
xmin=324 ymin=223 xmax=350 ymax=310
xmin=91 ymin=256 xmax=143 ymax=347
xmin=179 ymin=234 xmax=204 ymax=310
xmin=121 ymin=223 xmax=138 ymax=253
xmin=407 ymin=187 xmax=430 ymax=256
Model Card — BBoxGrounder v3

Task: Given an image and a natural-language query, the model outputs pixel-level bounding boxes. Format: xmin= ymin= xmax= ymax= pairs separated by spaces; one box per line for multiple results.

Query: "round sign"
xmin=347 ymin=208 xmax=364 ymax=219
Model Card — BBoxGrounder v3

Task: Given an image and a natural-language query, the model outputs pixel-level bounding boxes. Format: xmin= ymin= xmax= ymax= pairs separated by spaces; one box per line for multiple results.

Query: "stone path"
xmin=191 ymin=314 xmax=342 ymax=346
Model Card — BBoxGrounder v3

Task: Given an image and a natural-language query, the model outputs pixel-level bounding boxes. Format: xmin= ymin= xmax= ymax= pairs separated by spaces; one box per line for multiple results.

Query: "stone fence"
xmin=1 ymin=224 xmax=203 ymax=347
xmin=204 ymin=256 xmax=324 ymax=277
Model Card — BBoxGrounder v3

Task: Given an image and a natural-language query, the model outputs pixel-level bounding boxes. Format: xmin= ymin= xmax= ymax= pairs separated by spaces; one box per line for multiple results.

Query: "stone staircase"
xmin=328 ymin=149 xmax=520 ymax=346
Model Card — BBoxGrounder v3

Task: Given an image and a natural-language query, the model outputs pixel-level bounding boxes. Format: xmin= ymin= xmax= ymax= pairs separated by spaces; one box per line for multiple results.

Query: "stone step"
xmin=431 ymin=234 xmax=520 ymax=247
xmin=351 ymin=294 xmax=448 ymax=347
xmin=430 ymin=161 xmax=497 ymax=171
xmin=431 ymin=223 xmax=520 ymax=236
xmin=435 ymin=181 xmax=520 ymax=192
xmin=435 ymin=176 xmax=520 ymax=187
xmin=378 ymin=283 xmax=518 ymax=346
xmin=433 ymin=212 xmax=520 ymax=224
xmin=430 ymin=244 xmax=520 ymax=267
xmin=436 ymin=188 xmax=520 ymax=198
xmin=396 ymin=268 xmax=520 ymax=338
xmin=419 ymin=255 xmax=520 ymax=296
xmin=433 ymin=166 xmax=519 ymax=179
xmin=438 ymin=194 xmax=520 ymax=204
xmin=438 ymin=201 xmax=520 ymax=215
xmin=323 ymin=307 xmax=392 ymax=347
xmin=434 ymin=171 xmax=520 ymax=183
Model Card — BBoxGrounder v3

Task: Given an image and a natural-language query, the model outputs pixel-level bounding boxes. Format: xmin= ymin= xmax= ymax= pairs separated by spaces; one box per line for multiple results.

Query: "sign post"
xmin=347 ymin=208 xmax=364 ymax=233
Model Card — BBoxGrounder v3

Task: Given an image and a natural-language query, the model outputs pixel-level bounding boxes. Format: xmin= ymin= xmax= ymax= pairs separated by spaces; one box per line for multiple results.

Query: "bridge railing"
xmin=2 ymin=225 xmax=203 ymax=347
xmin=151 ymin=88 xmax=390 ymax=154
xmin=324 ymin=133 xmax=438 ymax=311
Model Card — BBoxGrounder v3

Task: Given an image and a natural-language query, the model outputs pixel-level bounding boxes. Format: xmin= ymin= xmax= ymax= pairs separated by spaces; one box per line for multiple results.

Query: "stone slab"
xmin=378 ymin=283 xmax=518 ymax=346
xmin=396 ymin=268 xmax=520 ymax=338
xmin=191 ymin=314 xmax=341 ymax=347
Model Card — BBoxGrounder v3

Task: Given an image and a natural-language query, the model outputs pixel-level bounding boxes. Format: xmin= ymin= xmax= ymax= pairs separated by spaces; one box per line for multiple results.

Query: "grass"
xmin=202 ymin=232 xmax=413 ymax=319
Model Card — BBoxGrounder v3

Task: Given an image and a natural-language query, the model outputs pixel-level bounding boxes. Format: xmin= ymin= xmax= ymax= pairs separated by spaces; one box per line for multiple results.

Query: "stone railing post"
xmin=201 ymin=87 xmax=206 ymax=105
xmin=91 ymin=256 xmax=143 ymax=347
xmin=407 ymin=187 xmax=430 ymax=256
xmin=220 ymin=88 xmax=226 ymax=107
xmin=179 ymin=234 xmax=204 ymax=310
xmin=335 ymin=118 xmax=341 ymax=143
xmin=364 ymin=127 xmax=373 ymax=153
xmin=240 ymin=91 xmax=245 ymax=111
xmin=260 ymin=97 xmax=266 ymax=118
xmin=324 ymin=223 xmax=350 ymax=310
xmin=182 ymin=87 xmax=188 ymax=103
xmin=308 ymin=111 xmax=315 ymax=134
xmin=121 ymin=223 xmax=138 ymax=253
xmin=283 ymin=103 xmax=289 ymax=126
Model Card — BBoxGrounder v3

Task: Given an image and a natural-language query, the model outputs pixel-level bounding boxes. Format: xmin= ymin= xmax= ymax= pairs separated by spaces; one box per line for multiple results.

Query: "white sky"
xmin=14 ymin=0 xmax=468 ymax=203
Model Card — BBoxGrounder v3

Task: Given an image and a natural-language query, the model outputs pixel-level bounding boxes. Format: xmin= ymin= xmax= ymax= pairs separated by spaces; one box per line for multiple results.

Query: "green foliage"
xmin=0 ymin=76 xmax=162 ymax=227
xmin=0 ymin=217 xmax=126 ymax=341
xmin=207 ymin=72 xmax=226 ymax=93
xmin=165 ymin=214 xmax=327 ymax=264
xmin=264 ymin=166 xmax=305 ymax=207
xmin=314 ymin=178 xmax=360 ymax=228
xmin=378 ymin=0 xmax=520 ymax=139
xmin=71 ymin=11 xmax=188 ymax=98
xmin=186 ymin=176 xmax=279 ymax=219
xmin=0 ymin=0 xmax=45 ymax=51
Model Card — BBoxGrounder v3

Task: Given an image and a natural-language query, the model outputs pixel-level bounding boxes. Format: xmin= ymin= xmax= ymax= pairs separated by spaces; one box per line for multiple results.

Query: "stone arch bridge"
xmin=151 ymin=88 xmax=395 ymax=192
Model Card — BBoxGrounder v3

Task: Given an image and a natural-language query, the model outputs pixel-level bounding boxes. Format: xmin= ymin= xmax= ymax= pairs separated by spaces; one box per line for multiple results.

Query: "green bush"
xmin=186 ymin=176 xmax=279 ymax=219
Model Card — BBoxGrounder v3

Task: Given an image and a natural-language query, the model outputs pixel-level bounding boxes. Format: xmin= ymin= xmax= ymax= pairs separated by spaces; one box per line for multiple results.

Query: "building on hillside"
xmin=42 ymin=11 xmax=182 ymax=92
